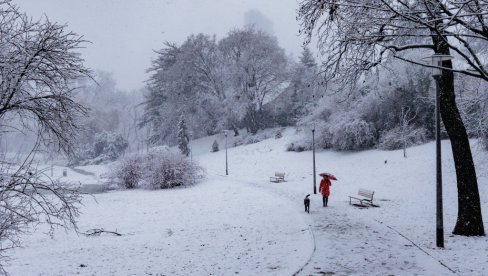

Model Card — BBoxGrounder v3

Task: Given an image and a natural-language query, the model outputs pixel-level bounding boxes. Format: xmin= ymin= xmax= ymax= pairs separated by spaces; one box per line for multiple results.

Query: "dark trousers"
xmin=322 ymin=196 xmax=328 ymax=207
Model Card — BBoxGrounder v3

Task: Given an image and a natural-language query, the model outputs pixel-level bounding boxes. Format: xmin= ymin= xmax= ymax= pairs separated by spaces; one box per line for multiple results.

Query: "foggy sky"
xmin=12 ymin=0 xmax=303 ymax=91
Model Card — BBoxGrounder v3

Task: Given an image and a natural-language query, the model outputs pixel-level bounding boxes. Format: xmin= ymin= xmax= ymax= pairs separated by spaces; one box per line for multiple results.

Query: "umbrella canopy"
xmin=319 ymin=172 xmax=337 ymax=180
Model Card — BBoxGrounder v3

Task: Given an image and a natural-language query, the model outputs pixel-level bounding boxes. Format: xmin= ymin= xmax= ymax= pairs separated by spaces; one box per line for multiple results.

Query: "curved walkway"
xmin=214 ymin=169 xmax=456 ymax=276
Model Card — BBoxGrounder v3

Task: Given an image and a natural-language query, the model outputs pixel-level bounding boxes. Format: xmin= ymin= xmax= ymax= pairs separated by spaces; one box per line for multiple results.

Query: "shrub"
xmin=316 ymin=124 xmax=333 ymax=149
xmin=211 ymin=140 xmax=219 ymax=152
xmin=330 ymin=118 xmax=377 ymax=151
xmin=275 ymin=129 xmax=283 ymax=139
xmin=111 ymin=147 xmax=204 ymax=189
xmin=233 ymin=131 xmax=269 ymax=147
xmin=114 ymin=155 xmax=142 ymax=189
xmin=287 ymin=135 xmax=312 ymax=152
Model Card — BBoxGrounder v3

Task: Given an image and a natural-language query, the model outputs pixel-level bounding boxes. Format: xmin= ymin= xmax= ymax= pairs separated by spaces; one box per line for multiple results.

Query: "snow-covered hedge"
xmin=112 ymin=147 xmax=204 ymax=189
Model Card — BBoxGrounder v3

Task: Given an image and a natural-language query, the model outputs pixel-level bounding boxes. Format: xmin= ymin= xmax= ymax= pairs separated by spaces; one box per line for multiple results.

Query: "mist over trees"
xmin=70 ymin=71 xmax=147 ymax=165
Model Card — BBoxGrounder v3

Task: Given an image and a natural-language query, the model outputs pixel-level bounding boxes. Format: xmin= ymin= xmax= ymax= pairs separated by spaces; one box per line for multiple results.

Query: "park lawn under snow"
xmin=6 ymin=128 xmax=488 ymax=275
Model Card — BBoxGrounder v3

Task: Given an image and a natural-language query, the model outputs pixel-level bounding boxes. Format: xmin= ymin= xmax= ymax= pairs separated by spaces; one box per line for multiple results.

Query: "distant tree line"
xmin=144 ymin=27 xmax=488 ymax=155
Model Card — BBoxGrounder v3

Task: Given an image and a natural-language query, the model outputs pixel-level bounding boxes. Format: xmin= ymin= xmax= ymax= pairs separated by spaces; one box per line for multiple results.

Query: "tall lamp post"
xmin=312 ymin=128 xmax=317 ymax=194
xmin=427 ymin=54 xmax=452 ymax=248
xmin=224 ymin=130 xmax=228 ymax=176
xmin=312 ymin=93 xmax=317 ymax=194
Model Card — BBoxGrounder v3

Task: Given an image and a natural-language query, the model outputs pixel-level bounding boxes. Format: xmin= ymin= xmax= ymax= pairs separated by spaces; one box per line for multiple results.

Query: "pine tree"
xmin=299 ymin=47 xmax=317 ymax=68
xmin=211 ymin=140 xmax=219 ymax=152
xmin=177 ymin=115 xmax=190 ymax=156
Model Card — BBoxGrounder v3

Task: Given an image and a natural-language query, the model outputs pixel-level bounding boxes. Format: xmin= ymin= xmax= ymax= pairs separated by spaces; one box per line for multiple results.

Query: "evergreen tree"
xmin=299 ymin=47 xmax=317 ymax=68
xmin=177 ymin=115 xmax=190 ymax=156
xmin=211 ymin=139 xmax=219 ymax=152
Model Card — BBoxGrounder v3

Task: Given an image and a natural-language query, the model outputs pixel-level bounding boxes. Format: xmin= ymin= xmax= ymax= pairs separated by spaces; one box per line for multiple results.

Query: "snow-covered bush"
xmin=144 ymin=149 xmax=203 ymax=189
xmin=286 ymin=140 xmax=311 ymax=152
xmin=316 ymin=124 xmax=333 ymax=149
xmin=114 ymin=155 xmax=142 ymax=189
xmin=287 ymin=134 xmax=312 ymax=152
xmin=211 ymin=140 xmax=219 ymax=152
xmin=93 ymin=131 xmax=128 ymax=160
xmin=275 ymin=129 xmax=283 ymax=139
xmin=330 ymin=118 xmax=377 ymax=151
xmin=287 ymin=125 xmax=333 ymax=152
xmin=111 ymin=147 xmax=204 ymax=190
xmin=233 ymin=131 xmax=270 ymax=147
xmin=378 ymin=127 xmax=428 ymax=150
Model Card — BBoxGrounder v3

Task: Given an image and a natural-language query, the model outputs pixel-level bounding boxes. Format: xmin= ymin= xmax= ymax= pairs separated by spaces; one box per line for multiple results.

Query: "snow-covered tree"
xmin=298 ymin=0 xmax=486 ymax=236
xmin=144 ymin=29 xmax=291 ymax=143
xmin=144 ymin=35 xmax=228 ymax=144
xmin=219 ymin=27 xmax=289 ymax=134
xmin=211 ymin=140 xmax=219 ymax=152
xmin=177 ymin=115 xmax=190 ymax=156
xmin=71 ymin=131 xmax=128 ymax=165
xmin=0 ymin=2 xmax=89 ymax=271
xmin=299 ymin=47 xmax=316 ymax=69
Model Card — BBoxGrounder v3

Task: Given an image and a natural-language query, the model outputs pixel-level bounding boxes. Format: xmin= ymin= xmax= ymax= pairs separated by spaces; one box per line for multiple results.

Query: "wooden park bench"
xmin=270 ymin=172 xmax=285 ymax=183
xmin=349 ymin=188 xmax=376 ymax=206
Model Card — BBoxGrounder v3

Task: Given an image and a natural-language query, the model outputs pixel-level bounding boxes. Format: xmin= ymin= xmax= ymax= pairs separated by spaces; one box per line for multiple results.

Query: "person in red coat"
xmin=319 ymin=174 xmax=332 ymax=207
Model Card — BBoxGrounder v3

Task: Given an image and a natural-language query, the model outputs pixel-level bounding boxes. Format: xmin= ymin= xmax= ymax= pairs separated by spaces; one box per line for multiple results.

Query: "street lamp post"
xmin=312 ymin=128 xmax=317 ymax=194
xmin=224 ymin=130 xmax=228 ymax=176
xmin=427 ymin=54 xmax=452 ymax=248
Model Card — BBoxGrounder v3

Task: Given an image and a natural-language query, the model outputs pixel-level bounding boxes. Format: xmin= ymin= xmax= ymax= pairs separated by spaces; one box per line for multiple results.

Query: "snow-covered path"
xmin=297 ymin=202 xmax=453 ymax=275
xmin=213 ymin=172 xmax=454 ymax=276
xmin=7 ymin=176 xmax=312 ymax=275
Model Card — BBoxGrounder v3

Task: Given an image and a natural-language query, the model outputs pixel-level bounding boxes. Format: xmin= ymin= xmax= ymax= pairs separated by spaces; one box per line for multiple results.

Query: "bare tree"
xmin=400 ymin=107 xmax=417 ymax=158
xmin=0 ymin=2 xmax=90 ymax=271
xmin=298 ymin=0 xmax=486 ymax=236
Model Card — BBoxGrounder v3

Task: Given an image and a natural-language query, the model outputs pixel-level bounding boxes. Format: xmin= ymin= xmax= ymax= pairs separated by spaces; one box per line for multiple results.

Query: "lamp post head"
xmin=223 ymin=130 xmax=228 ymax=137
xmin=424 ymin=54 xmax=453 ymax=77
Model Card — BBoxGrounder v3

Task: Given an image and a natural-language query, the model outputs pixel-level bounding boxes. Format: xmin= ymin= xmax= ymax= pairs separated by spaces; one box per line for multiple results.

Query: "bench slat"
xmin=358 ymin=192 xmax=374 ymax=198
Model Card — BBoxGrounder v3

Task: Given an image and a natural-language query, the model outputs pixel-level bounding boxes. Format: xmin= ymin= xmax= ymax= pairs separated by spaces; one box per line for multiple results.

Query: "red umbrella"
xmin=319 ymin=172 xmax=337 ymax=180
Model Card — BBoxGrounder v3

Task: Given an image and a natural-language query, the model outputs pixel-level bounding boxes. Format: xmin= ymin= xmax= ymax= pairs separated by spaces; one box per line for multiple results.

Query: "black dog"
xmin=304 ymin=194 xmax=310 ymax=213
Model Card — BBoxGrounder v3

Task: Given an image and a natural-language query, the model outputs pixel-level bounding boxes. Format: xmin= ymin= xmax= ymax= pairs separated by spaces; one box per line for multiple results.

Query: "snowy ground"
xmin=6 ymin=128 xmax=488 ymax=275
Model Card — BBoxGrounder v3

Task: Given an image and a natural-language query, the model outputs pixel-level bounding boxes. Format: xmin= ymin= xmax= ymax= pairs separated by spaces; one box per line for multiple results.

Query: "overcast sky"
xmin=13 ymin=0 xmax=304 ymax=91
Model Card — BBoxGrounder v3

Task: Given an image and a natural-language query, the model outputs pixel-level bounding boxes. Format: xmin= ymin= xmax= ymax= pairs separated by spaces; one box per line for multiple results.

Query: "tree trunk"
xmin=434 ymin=40 xmax=485 ymax=236
xmin=439 ymin=67 xmax=485 ymax=236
